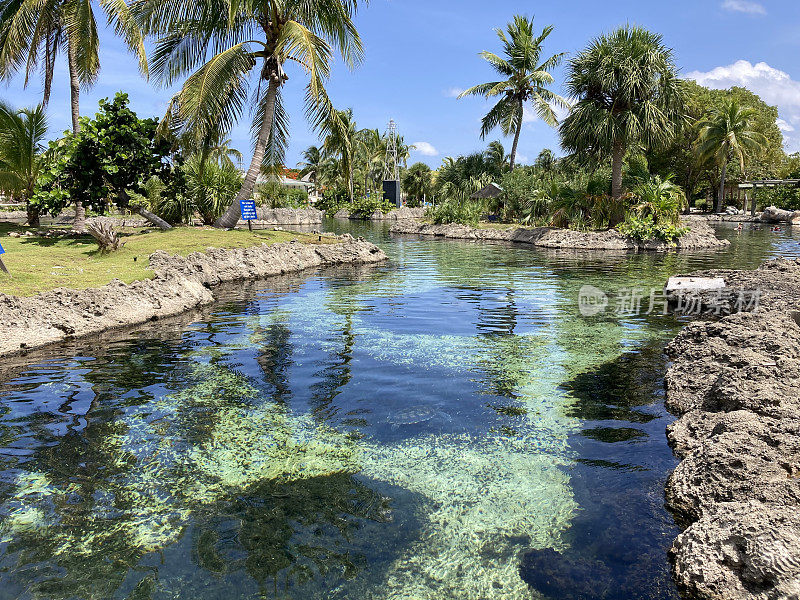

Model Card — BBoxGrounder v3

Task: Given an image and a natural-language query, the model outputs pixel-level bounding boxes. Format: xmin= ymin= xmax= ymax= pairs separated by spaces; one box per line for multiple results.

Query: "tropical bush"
xmin=758 ymin=185 xmax=800 ymax=212
xmin=349 ymin=195 xmax=394 ymax=219
xmin=618 ymin=176 xmax=688 ymax=242
xmin=255 ymin=182 xmax=309 ymax=209
xmin=426 ymin=199 xmax=484 ymax=226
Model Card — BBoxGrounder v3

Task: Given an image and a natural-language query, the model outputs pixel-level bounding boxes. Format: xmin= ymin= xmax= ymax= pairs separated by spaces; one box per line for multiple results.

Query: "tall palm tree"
xmin=133 ymin=0 xmax=367 ymax=228
xmin=0 ymin=0 xmax=146 ymax=132
xmin=0 ymin=100 xmax=47 ymax=225
xmin=0 ymin=0 xmax=146 ymax=231
xmin=459 ymin=15 xmax=567 ymax=170
xmin=357 ymin=127 xmax=384 ymax=194
xmin=560 ymin=26 xmax=685 ymax=199
xmin=323 ymin=107 xmax=359 ymax=200
xmin=695 ymin=98 xmax=767 ymax=213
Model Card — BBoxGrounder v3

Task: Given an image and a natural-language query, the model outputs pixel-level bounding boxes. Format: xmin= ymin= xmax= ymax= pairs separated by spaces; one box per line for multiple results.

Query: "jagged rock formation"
xmin=0 ymin=237 xmax=386 ymax=358
xmin=391 ymin=219 xmax=730 ymax=251
xmin=664 ymin=259 xmax=800 ymax=600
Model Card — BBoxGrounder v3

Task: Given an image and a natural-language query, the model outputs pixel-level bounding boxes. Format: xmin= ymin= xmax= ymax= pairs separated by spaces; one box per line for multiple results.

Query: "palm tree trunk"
xmin=215 ymin=75 xmax=280 ymax=229
xmin=135 ymin=205 xmax=172 ymax=230
xmin=349 ymin=163 xmax=354 ymax=201
xmin=611 ymin=140 xmax=624 ymax=199
xmin=716 ymin=162 xmax=727 ymax=214
xmin=26 ymin=201 xmax=40 ymax=227
xmin=67 ymin=36 xmax=87 ymax=233
xmin=509 ymin=98 xmax=523 ymax=171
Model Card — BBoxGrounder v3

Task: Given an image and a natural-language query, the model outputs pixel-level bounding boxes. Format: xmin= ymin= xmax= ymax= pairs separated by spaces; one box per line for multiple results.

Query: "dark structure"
xmin=383 ymin=180 xmax=401 ymax=207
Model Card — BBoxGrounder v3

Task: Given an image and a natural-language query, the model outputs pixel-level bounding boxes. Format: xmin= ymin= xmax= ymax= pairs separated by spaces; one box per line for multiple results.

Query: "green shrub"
xmin=425 ymin=199 xmax=483 ymax=226
xmin=349 ymin=195 xmax=394 ymax=219
xmin=255 ymin=182 xmax=309 ymax=209
xmin=316 ymin=190 xmax=349 ymax=217
xmin=758 ymin=185 xmax=800 ymax=211
xmin=618 ymin=214 xmax=687 ymax=243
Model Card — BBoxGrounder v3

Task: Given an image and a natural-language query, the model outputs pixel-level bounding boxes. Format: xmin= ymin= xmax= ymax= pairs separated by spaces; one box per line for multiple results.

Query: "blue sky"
xmin=5 ymin=0 xmax=800 ymax=169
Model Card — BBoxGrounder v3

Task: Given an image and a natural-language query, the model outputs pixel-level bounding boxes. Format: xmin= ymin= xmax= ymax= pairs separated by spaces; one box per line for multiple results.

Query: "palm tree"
xmin=358 ymin=127 xmax=385 ymax=194
xmin=484 ymin=140 xmax=508 ymax=176
xmin=0 ymin=0 xmax=146 ymax=131
xmin=401 ymin=161 xmax=432 ymax=206
xmin=134 ymin=0 xmax=366 ymax=228
xmin=0 ymin=0 xmax=146 ymax=231
xmin=534 ymin=148 xmax=556 ymax=175
xmin=459 ymin=15 xmax=567 ymax=170
xmin=297 ymin=145 xmax=324 ymax=186
xmin=0 ymin=101 xmax=47 ymax=225
xmin=323 ymin=108 xmax=359 ymax=200
xmin=560 ymin=26 xmax=685 ymax=199
xmin=695 ymin=98 xmax=767 ymax=213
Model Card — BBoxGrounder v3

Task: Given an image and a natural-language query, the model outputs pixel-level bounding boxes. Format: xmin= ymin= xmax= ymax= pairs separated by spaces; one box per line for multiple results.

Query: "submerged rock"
xmin=520 ymin=549 xmax=613 ymax=600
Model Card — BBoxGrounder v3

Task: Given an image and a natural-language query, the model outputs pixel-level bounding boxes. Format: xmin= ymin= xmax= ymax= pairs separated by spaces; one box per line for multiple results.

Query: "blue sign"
xmin=0 ymin=241 xmax=4 ymax=255
xmin=240 ymin=199 xmax=258 ymax=221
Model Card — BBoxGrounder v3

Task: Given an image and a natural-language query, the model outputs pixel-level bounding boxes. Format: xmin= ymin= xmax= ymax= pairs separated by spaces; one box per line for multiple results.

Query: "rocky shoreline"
xmin=237 ymin=207 xmax=324 ymax=227
xmin=0 ymin=237 xmax=386 ymax=358
xmin=391 ymin=219 xmax=730 ymax=251
xmin=663 ymin=259 xmax=800 ymax=599
xmin=333 ymin=207 xmax=426 ymax=221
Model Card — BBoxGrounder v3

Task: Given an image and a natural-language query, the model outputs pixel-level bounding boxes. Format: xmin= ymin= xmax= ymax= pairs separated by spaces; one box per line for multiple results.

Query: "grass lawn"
xmin=0 ymin=223 xmax=336 ymax=297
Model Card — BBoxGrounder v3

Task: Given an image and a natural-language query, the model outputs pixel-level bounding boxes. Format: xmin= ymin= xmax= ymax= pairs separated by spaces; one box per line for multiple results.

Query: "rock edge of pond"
xmin=390 ymin=218 xmax=730 ymax=251
xmin=0 ymin=236 xmax=387 ymax=358
xmin=664 ymin=258 xmax=800 ymax=600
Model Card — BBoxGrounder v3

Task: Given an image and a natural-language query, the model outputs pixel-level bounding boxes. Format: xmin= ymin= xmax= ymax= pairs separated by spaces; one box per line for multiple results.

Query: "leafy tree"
xmin=0 ymin=100 xmax=47 ymax=225
xmin=134 ymin=0 xmax=367 ymax=228
xmin=401 ymin=162 xmax=432 ymax=206
xmin=696 ymin=98 xmax=768 ymax=212
xmin=459 ymin=15 xmax=567 ymax=170
xmin=559 ymin=25 xmax=685 ymax=199
xmin=33 ymin=93 xmax=175 ymax=229
xmin=0 ymin=0 xmax=147 ymax=229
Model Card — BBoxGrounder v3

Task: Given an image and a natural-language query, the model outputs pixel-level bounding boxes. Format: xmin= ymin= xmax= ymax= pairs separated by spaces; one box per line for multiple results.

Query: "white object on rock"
xmin=665 ymin=277 xmax=726 ymax=293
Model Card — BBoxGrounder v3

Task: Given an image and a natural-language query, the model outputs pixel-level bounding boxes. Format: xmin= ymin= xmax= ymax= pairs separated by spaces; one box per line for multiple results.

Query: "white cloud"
xmin=686 ymin=60 xmax=800 ymax=151
xmin=445 ymin=87 xmax=465 ymax=98
xmin=515 ymin=153 xmax=529 ymax=164
xmin=721 ymin=0 xmax=766 ymax=15
xmin=412 ymin=141 xmax=439 ymax=156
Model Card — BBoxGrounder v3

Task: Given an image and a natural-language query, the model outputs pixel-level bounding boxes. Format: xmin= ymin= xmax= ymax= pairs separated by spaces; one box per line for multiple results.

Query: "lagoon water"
xmin=1 ymin=221 xmax=799 ymax=600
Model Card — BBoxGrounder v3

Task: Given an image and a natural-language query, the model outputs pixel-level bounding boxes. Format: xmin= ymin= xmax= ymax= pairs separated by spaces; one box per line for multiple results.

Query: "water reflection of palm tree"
xmin=309 ymin=313 xmax=358 ymax=427
xmin=256 ymin=320 xmax=294 ymax=404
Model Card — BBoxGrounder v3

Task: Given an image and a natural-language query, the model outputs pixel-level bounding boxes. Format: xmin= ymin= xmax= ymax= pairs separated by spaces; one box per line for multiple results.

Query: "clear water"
xmin=0 ymin=221 xmax=798 ymax=600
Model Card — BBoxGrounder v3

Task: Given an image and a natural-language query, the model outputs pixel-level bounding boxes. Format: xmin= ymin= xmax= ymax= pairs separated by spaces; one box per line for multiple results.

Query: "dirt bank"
xmin=664 ymin=259 xmax=800 ymax=600
xmin=391 ymin=219 xmax=729 ymax=251
xmin=0 ymin=236 xmax=386 ymax=358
